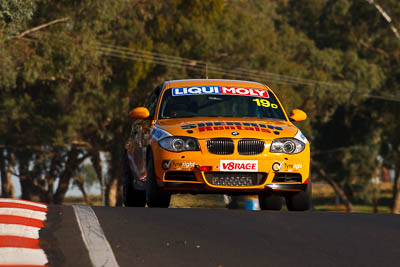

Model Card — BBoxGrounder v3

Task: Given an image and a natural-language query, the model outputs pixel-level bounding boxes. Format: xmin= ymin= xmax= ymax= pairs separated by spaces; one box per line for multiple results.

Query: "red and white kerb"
xmin=0 ymin=198 xmax=48 ymax=266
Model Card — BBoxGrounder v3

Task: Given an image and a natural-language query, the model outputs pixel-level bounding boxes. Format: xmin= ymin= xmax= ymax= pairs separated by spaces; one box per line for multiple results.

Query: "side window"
xmin=145 ymin=85 xmax=161 ymax=119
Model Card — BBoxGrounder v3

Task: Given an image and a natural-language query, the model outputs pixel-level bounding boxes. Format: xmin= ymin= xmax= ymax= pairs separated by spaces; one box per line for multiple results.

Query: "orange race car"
xmin=124 ymin=79 xmax=311 ymax=211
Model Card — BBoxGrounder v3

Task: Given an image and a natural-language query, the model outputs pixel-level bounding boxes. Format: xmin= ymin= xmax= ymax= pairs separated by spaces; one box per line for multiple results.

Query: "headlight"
xmin=159 ymin=136 xmax=200 ymax=152
xmin=270 ymin=138 xmax=305 ymax=154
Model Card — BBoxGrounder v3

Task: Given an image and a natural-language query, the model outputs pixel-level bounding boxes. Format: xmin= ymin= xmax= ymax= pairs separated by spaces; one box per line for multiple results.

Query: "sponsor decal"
xmin=219 ymin=160 xmax=258 ymax=172
xmin=284 ymin=163 xmax=302 ymax=171
xmin=172 ymin=86 xmax=269 ymax=98
xmin=181 ymin=121 xmax=283 ymax=135
xmin=272 ymin=161 xmax=282 ymax=172
xmin=252 ymin=98 xmax=278 ymax=109
xmin=272 ymin=160 xmax=302 ymax=172
xmin=172 ymin=161 xmax=196 ymax=169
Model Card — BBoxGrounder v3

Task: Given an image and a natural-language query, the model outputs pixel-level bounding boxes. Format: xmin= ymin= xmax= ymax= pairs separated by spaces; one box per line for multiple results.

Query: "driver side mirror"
xmin=129 ymin=107 xmax=150 ymax=120
xmin=289 ymin=109 xmax=307 ymax=122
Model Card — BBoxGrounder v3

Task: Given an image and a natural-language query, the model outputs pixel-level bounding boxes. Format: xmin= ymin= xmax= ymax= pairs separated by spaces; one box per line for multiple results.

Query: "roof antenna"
xmin=205 ymin=63 xmax=208 ymax=79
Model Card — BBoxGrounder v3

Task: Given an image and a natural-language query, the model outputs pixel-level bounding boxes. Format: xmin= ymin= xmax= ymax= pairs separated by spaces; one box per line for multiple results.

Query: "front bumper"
xmin=162 ymin=182 xmax=308 ymax=195
xmin=152 ymin=140 xmax=310 ymax=194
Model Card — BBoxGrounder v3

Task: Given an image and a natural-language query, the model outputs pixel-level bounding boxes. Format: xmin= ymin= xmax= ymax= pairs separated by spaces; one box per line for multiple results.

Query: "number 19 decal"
xmin=253 ymin=98 xmax=278 ymax=109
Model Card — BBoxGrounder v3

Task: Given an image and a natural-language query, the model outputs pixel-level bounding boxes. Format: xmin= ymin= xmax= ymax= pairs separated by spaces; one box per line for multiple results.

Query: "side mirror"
xmin=129 ymin=107 xmax=150 ymax=120
xmin=289 ymin=109 xmax=307 ymax=122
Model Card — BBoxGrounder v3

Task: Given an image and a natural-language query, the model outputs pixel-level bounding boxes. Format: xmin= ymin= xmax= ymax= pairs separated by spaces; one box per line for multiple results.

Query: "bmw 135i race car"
xmin=124 ymin=79 xmax=311 ymax=211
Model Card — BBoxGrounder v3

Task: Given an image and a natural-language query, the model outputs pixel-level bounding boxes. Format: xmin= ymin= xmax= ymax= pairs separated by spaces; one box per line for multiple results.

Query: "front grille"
xmin=204 ymin=172 xmax=266 ymax=187
xmin=272 ymin=173 xmax=302 ymax=183
xmin=206 ymin=138 xmax=234 ymax=155
xmin=238 ymin=139 xmax=265 ymax=155
xmin=165 ymin=171 xmax=197 ymax=181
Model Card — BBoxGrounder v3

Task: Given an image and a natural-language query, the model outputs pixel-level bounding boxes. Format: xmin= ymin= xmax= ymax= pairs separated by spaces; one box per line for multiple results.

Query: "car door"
xmin=128 ymin=86 xmax=161 ymax=181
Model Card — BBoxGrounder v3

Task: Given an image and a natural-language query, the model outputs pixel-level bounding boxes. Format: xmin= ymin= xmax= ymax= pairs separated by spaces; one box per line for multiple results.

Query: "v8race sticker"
xmin=172 ymin=86 xmax=269 ymax=98
xmin=219 ymin=160 xmax=258 ymax=172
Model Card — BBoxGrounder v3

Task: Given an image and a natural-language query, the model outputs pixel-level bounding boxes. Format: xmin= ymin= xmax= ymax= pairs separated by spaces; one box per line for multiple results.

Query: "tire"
xmin=123 ymin=152 xmax=146 ymax=207
xmin=259 ymin=193 xmax=282 ymax=210
xmin=285 ymin=179 xmax=312 ymax=211
xmin=145 ymin=151 xmax=171 ymax=208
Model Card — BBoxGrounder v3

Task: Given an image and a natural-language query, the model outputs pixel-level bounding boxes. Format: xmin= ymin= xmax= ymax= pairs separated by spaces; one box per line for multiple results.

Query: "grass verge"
xmin=64 ymin=182 xmax=394 ymax=213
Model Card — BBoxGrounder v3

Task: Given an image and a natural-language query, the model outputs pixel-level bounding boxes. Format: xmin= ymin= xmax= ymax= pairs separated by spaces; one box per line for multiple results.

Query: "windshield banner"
xmin=172 ymin=86 xmax=269 ymax=98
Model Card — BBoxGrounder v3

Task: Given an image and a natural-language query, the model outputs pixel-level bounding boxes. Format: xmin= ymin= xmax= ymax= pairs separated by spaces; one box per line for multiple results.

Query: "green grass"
xmin=311 ymin=182 xmax=393 ymax=213
xmin=64 ymin=195 xmax=102 ymax=206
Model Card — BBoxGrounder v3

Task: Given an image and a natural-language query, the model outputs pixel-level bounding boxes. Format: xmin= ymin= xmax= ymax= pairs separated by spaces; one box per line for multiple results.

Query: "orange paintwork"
xmin=129 ymin=107 xmax=150 ymax=119
xmin=127 ymin=79 xmax=310 ymax=195
xmin=290 ymin=109 xmax=307 ymax=122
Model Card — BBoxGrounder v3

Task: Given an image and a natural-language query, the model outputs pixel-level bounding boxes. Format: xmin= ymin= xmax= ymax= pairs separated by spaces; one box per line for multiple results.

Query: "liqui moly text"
xmin=172 ymin=86 xmax=269 ymax=98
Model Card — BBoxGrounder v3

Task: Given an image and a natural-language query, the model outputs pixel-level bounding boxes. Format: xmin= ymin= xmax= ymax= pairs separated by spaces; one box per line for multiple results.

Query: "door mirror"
xmin=129 ymin=107 xmax=150 ymax=120
xmin=289 ymin=109 xmax=307 ymax=122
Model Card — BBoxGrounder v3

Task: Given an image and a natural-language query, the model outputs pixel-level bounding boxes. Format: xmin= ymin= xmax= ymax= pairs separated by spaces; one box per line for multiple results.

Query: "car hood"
xmin=155 ymin=118 xmax=298 ymax=140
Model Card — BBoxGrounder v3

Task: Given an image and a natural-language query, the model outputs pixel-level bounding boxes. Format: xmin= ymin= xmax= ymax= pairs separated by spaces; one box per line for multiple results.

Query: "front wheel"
xmin=123 ymin=152 xmax=146 ymax=207
xmin=285 ymin=180 xmax=312 ymax=211
xmin=259 ymin=193 xmax=282 ymax=210
xmin=145 ymin=151 xmax=171 ymax=208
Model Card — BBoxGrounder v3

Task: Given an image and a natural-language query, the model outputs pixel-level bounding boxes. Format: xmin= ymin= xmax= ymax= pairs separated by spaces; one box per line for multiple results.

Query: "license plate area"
xmin=204 ymin=172 xmax=266 ymax=187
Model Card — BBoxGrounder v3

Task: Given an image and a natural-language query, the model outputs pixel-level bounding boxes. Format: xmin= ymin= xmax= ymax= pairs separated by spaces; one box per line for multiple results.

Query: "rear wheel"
xmin=259 ymin=193 xmax=282 ymax=210
xmin=123 ymin=152 xmax=146 ymax=207
xmin=285 ymin=179 xmax=312 ymax=211
xmin=145 ymin=151 xmax=171 ymax=208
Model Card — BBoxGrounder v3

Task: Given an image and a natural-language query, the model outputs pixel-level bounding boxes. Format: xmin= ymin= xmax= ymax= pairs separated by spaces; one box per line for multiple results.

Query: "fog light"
xmin=198 ymin=166 xmax=212 ymax=171
xmin=162 ymin=160 xmax=171 ymax=170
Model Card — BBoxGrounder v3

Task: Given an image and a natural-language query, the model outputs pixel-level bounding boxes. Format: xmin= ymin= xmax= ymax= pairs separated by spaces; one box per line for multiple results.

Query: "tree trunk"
xmin=105 ymin=142 xmax=124 ymax=206
xmin=391 ymin=168 xmax=400 ymax=214
xmin=19 ymin=159 xmax=50 ymax=203
xmin=105 ymin=178 xmax=118 ymax=206
xmin=0 ymin=150 xmax=15 ymax=198
xmin=311 ymin=160 xmax=353 ymax=212
xmin=74 ymin=175 xmax=91 ymax=205
xmin=19 ymin=157 xmax=34 ymax=201
xmin=1 ymin=163 xmax=15 ymax=198
xmin=43 ymin=152 xmax=61 ymax=203
xmin=91 ymin=150 xmax=105 ymax=206
xmin=366 ymin=0 xmax=400 ymax=43
xmin=54 ymin=148 xmax=87 ymax=205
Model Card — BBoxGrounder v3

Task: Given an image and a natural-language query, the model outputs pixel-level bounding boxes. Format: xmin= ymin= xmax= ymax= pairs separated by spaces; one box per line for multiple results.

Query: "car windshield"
xmin=158 ymin=86 xmax=287 ymax=120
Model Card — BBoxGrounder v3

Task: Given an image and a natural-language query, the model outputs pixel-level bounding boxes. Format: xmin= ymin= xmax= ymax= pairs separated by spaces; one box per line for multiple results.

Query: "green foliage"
xmin=0 ymin=0 xmax=37 ymax=34
xmin=1 ymin=0 xmax=399 ymax=205
xmin=281 ymin=0 xmax=399 ymax=203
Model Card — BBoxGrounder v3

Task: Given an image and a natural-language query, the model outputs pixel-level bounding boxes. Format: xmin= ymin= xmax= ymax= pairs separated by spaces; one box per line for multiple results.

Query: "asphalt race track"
xmin=35 ymin=206 xmax=400 ymax=267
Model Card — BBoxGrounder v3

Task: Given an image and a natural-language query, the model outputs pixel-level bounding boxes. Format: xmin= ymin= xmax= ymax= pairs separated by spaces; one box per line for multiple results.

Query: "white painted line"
xmin=0 ymin=224 xmax=41 ymax=239
xmin=0 ymin=208 xmax=47 ymax=221
xmin=0 ymin=247 xmax=48 ymax=265
xmin=73 ymin=205 xmax=120 ymax=267
xmin=0 ymin=198 xmax=47 ymax=209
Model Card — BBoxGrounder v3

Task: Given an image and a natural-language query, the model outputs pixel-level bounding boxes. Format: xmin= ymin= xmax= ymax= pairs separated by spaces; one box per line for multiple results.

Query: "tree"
xmin=0 ymin=0 xmax=123 ymax=203
xmin=280 ymin=0 xmax=400 ymax=211
xmin=2 ymin=0 xmax=399 ymax=210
